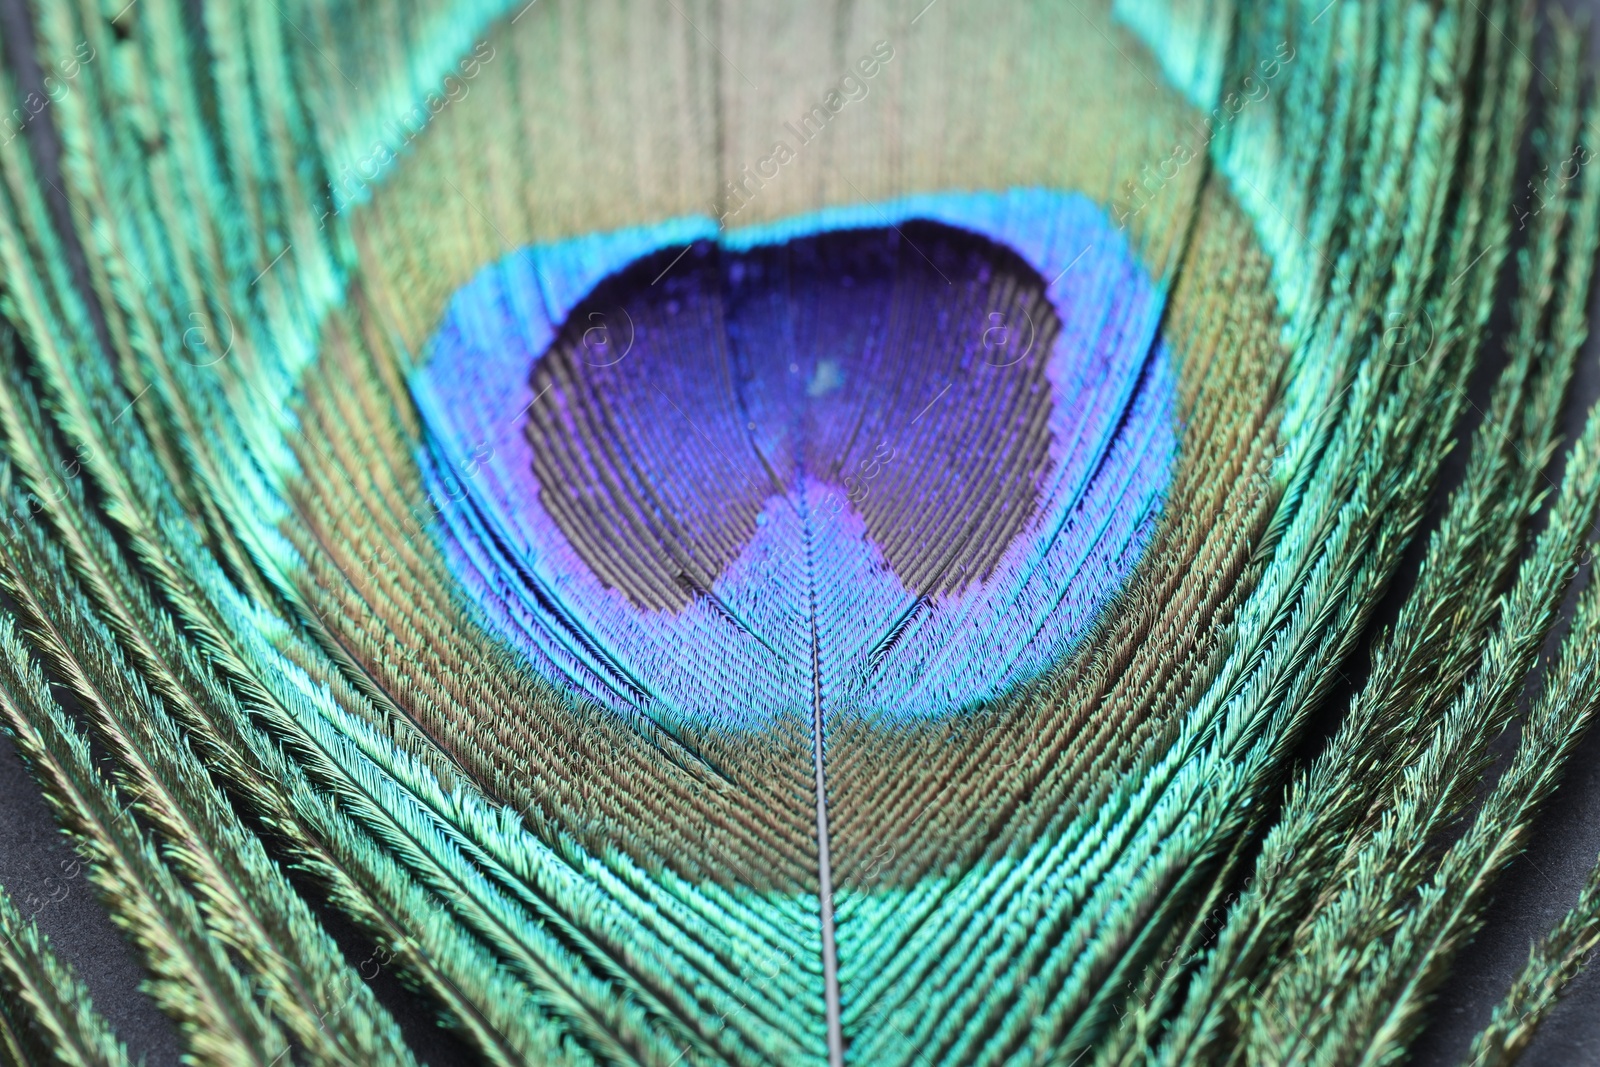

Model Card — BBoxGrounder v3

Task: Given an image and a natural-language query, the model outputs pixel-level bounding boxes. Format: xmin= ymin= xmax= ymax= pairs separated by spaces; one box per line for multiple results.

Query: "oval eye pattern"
xmin=529 ymin=222 xmax=1059 ymax=612
xmin=414 ymin=189 xmax=1176 ymax=732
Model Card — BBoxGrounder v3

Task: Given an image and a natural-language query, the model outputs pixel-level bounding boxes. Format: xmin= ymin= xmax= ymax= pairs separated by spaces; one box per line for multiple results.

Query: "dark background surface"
xmin=4 ymin=1 xmax=1600 ymax=1064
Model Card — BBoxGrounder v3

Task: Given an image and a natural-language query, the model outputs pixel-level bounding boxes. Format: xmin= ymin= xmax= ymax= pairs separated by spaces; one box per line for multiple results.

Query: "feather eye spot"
xmin=413 ymin=190 xmax=1175 ymax=728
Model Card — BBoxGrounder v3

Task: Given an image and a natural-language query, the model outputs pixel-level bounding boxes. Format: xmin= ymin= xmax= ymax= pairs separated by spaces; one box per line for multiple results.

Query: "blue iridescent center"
xmin=413 ymin=190 xmax=1176 ymax=732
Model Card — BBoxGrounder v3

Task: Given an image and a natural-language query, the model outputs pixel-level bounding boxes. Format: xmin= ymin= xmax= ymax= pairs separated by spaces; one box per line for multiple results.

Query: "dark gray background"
xmin=3 ymin=1 xmax=1600 ymax=1064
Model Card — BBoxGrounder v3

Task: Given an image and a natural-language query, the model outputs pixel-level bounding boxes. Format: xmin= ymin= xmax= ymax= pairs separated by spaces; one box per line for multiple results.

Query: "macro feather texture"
xmin=0 ymin=0 xmax=1599 ymax=1065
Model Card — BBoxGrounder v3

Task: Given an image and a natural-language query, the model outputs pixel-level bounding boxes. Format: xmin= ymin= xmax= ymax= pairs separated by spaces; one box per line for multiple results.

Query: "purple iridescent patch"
xmin=413 ymin=189 xmax=1176 ymax=732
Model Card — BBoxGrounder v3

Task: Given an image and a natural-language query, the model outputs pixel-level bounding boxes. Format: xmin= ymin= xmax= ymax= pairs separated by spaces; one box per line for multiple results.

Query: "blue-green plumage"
xmin=0 ymin=2 xmax=1596 ymax=1066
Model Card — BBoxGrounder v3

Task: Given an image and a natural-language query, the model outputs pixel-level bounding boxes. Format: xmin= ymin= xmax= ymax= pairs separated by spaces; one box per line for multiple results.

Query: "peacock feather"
xmin=0 ymin=0 xmax=1598 ymax=1064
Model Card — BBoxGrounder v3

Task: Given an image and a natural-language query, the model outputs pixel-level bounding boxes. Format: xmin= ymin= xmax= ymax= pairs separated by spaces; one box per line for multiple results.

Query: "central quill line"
xmin=803 ymin=502 xmax=845 ymax=1067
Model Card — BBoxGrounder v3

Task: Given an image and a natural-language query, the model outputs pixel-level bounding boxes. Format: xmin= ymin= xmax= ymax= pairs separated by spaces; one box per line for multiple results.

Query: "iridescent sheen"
xmin=414 ymin=190 xmax=1176 ymax=731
